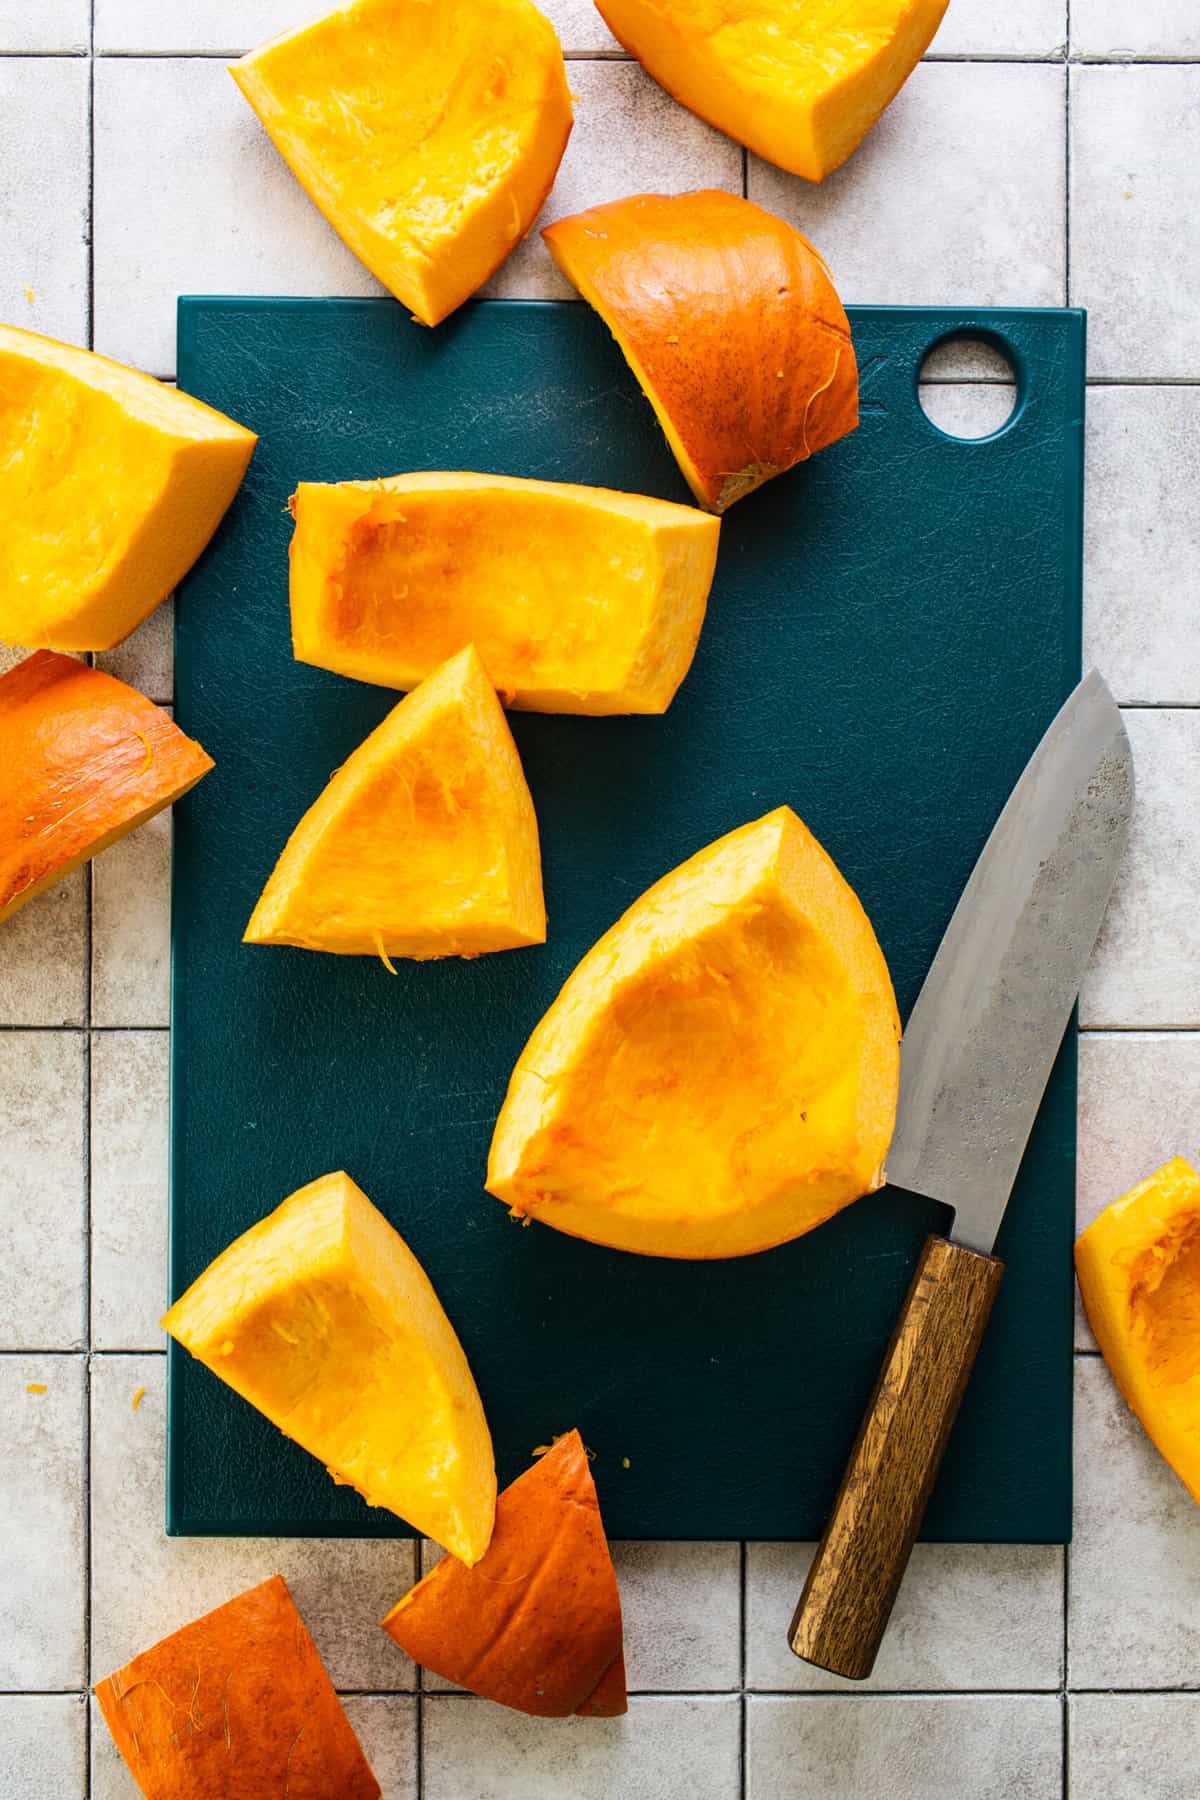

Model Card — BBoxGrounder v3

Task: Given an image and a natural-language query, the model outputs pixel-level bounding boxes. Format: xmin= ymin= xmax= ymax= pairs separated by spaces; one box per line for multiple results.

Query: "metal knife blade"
xmin=886 ymin=669 xmax=1134 ymax=1253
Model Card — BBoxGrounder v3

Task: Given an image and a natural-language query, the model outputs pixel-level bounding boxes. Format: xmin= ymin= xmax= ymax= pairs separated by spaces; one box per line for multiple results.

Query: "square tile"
xmin=1070 ymin=1694 xmax=1200 ymax=1800
xmin=746 ymin=1541 xmax=1062 ymax=1690
xmin=89 ymin=1356 xmax=418 ymax=1691
xmin=1072 ymin=1 xmax=1200 ymax=57
xmin=544 ymin=0 xmax=623 ymax=54
xmin=95 ymin=0 xmax=307 ymax=52
xmin=93 ymin=57 xmax=383 ymax=377
xmin=930 ymin=0 xmax=1066 ymax=58
xmin=0 ymin=0 xmax=87 ymax=52
xmin=0 ymin=1356 xmax=86 ymax=1688
xmin=1077 ymin=1032 xmax=1200 ymax=1347
xmin=0 ymin=1032 xmax=86 ymax=1348
xmin=1071 ymin=66 xmax=1200 ymax=378
xmin=342 ymin=1697 xmax=418 ymax=1800
xmin=0 ymin=58 xmax=89 ymax=347
xmin=91 ymin=809 xmax=172 ymax=1028
xmin=1081 ymin=709 xmax=1200 ymax=1028
xmin=91 ymin=1031 xmax=169 ymax=1351
xmin=0 ymin=1696 xmax=86 ymax=1800
xmin=423 ymin=1694 xmax=740 ymax=1800
xmin=1084 ymin=386 xmax=1200 ymax=705
xmin=746 ymin=1695 xmax=1061 ymax=1800
xmin=1070 ymin=1356 xmax=1200 ymax=1687
xmin=484 ymin=60 xmax=741 ymax=301
xmin=96 ymin=596 xmax=174 ymax=705
xmin=0 ymin=872 xmax=86 ymax=1027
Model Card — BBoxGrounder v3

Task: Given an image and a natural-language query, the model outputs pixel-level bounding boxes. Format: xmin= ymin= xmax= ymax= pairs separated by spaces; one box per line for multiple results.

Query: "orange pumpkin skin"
xmin=0 ymin=651 xmax=213 ymax=924
xmin=95 ymin=1575 xmax=381 ymax=1799
xmin=544 ymin=190 xmax=857 ymax=513
xmin=381 ymin=1431 xmax=626 ymax=1717
xmin=1076 ymin=1157 xmax=1200 ymax=1505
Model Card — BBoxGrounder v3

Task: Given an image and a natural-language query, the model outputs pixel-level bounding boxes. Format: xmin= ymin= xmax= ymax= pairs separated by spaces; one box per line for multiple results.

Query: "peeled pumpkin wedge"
xmin=592 ymin=0 xmax=948 ymax=182
xmin=544 ymin=191 xmax=857 ymax=513
xmin=245 ymin=644 xmax=544 ymax=959
xmin=289 ymin=473 xmax=720 ymax=713
xmin=230 ymin=0 xmax=573 ymax=327
xmin=1076 ymin=1158 xmax=1200 ymax=1505
xmin=382 ymin=1431 xmax=626 ymax=1717
xmin=0 ymin=324 xmax=255 ymax=650
xmin=162 ymin=1171 xmax=497 ymax=1563
xmin=0 ymin=651 xmax=213 ymax=925
xmin=96 ymin=1577 xmax=381 ymax=1800
xmin=488 ymin=806 xmax=900 ymax=1259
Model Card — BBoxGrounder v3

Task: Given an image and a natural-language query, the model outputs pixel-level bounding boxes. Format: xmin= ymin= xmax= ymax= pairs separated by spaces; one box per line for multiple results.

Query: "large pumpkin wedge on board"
xmin=592 ymin=0 xmax=947 ymax=182
xmin=230 ymin=0 xmax=572 ymax=327
xmin=0 ymin=325 xmax=255 ymax=650
xmin=544 ymin=191 xmax=857 ymax=513
xmin=245 ymin=644 xmax=545 ymax=958
xmin=1076 ymin=1158 xmax=1200 ymax=1504
xmin=162 ymin=1171 xmax=497 ymax=1562
xmin=488 ymin=806 xmax=900 ymax=1258
xmin=289 ymin=472 xmax=720 ymax=711
xmin=96 ymin=1576 xmax=381 ymax=1800
xmin=382 ymin=1431 xmax=626 ymax=1716
xmin=0 ymin=651 xmax=213 ymax=925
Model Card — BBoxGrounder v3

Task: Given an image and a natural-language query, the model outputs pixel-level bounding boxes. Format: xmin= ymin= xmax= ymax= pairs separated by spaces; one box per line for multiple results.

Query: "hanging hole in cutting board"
xmin=917 ymin=333 xmax=1020 ymax=441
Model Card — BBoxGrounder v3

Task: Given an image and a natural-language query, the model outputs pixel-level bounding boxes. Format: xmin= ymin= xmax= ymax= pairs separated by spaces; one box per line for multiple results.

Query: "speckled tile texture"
xmin=1 ymin=7 xmax=1198 ymax=1797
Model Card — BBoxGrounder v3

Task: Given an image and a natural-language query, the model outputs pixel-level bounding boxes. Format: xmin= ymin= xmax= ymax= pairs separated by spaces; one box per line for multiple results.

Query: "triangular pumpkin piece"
xmin=381 ymin=1430 xmax=627 ymax=1717
xmin=244 ymin=643 xmax=545 ymax=959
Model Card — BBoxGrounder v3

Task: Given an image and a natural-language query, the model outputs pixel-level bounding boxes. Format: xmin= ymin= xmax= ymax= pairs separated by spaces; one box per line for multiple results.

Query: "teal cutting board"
xmin=168 ymin=297 xmax=1084 ymax=1542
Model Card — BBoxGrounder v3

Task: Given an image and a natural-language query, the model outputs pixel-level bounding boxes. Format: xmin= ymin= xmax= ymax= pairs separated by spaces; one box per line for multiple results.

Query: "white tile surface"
xmin=0 ymin=874 xmax=87 ymax=1027
xmin=918 ymin=382 xmax=1019 ymax=439
xmin=1081 ymin=709 xmax=1200 ymax=1028
xmin=931 ymin=0 xmax=1067 ymax=58
xmin=0 ymin=1696 xmax=86 ymax=1800
xmin=1070 ymin=1357 xmax=1200 ymax=1688
xmin=484 ymin=59 xmax=741 ymax=301
xmin=0 ymin=1032 xmax=86 ymax=1349
xmin=91 ymin=809 xmax=172 ymax=1027
xmin=746 ymin=1541 xmax=1063 ymax=1690
xmin=94 ymin=0 xmax=622 ymax=56
xmin=0 ymin=58 xmax=90 ymax=348
xmin=1070 ymin=1693 xmax=1200 ymax=1800
xmin=746 ymin=1695 xmax=1062 ymax=1799
xmin=423 ymin=1695 xmax=740 ymax=1800
xmin=90 ymin=1031 xmax=169 ymax=1350
xmin=0 ymin=1 xmax=87 ymax=52
xmin=1071 ymin=65 xmax=1200 ymax=378
xmin=1072 ymin=2 xmax=1200 ymax=57
xmin=89 ymin=1356 xmax=419 ymax=1691
xmin=0 ymin=1357 xmax=86 ymax=1689
xmin=95 ymin=596 xmax=175 ymax=705
xmin=344 ymin=1697 xmax=419 ymax=1800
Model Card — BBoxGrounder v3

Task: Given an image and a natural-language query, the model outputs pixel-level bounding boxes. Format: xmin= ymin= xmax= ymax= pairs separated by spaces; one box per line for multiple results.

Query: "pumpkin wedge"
xmin=230 ymin=0 xmax=573 ymax=327
xmin=289 ymin=473 xmax=720 ymax=712
xmin=1076 ymin=1158 xmax=1200 ymax=1505
xmin=382 ymin=1431 xmax=626 ymax=1717
xmin=488 ymin=806 xmax=900 ymax=1259
xmin=96 ymin=1576 xmax=381 ymax=1800
xmin=162 ymin=1171 xmax=497 ymax=1563
xmin=245 ymin=644 xmax=545 ymax=959
xmin=544 ymin=191 xmax=857 ymax=513
xmin=0 ymin=651 xmax=213 ymax=925
xmin=0 ymin=324 xmax=255 ymax=650
xmin=592 ymin=0 xmax=948 ymax=182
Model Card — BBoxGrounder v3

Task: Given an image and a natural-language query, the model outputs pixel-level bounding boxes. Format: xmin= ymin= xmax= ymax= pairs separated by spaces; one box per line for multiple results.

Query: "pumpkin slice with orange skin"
xmin=96 ymin=1575 xmax=381 ymax=1800
xmin=382 ymin=1431 xmax=626 ymax=1716
xmin=0 ymin=651 xmax=213 ymax=925
xmin=591 ymin=0 xmax=948 ymax=182
xmin=544 ymin=191 xmax=858 ymax=513
xmin=487 ymin=806 xmax=900 ymax=1259
xmin=1076 ymin=1158 xmax=1200 ymax=1505
xmin=245 ymin=644 xmax=545 ymax=959
xmin=163 ymin=1172 xmax=497 ymax=1563
xmin=230 ymin=0 xmax=573 ymax=327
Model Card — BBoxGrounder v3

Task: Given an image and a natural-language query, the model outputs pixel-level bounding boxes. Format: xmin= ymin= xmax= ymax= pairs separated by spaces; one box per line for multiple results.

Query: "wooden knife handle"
xmin=789 ymin=1233 xmax=1004 ymax=1681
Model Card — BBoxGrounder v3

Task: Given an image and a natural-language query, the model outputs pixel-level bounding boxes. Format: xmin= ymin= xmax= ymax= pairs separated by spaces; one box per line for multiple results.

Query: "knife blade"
xmin=788 ymin=669 xmax=1134 ymax=1680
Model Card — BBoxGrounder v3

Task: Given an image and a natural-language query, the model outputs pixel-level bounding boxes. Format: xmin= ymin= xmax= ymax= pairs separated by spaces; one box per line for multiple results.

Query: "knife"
xmin=788 ymin=668 xmax=1134 ymax=1681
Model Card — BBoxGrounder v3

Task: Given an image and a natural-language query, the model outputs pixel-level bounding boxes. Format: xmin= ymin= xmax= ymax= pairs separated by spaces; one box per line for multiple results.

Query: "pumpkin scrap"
xmin=545 ymin=190 xmax=858 ymax=513
xmin=1076 ymin=1157 xmax=1200 ymax=1504
xmin=244 ymin=644 xmax=545 ymax=959
xmin=289 ymin=471 xmax=720 ymax=713
xmin=230 ymin=0 xmax=573 ymax=327
xmin=0 ymin=324 xmax=255 ymax=649
xmin=0 ymin=651 xmax=213 ymax=926
xmin=381 ymin=1430 xmax=626 ymax=1717
xmin=591 ymin=0 xmax=948 ymax=182
xmin=95 ymin=1575 xmax=380 ymax=1799
xmin=162 ymin=1171 xmax=497 ymax=1562
xmin=488 ymin=806 xmax=900 ymax=1259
